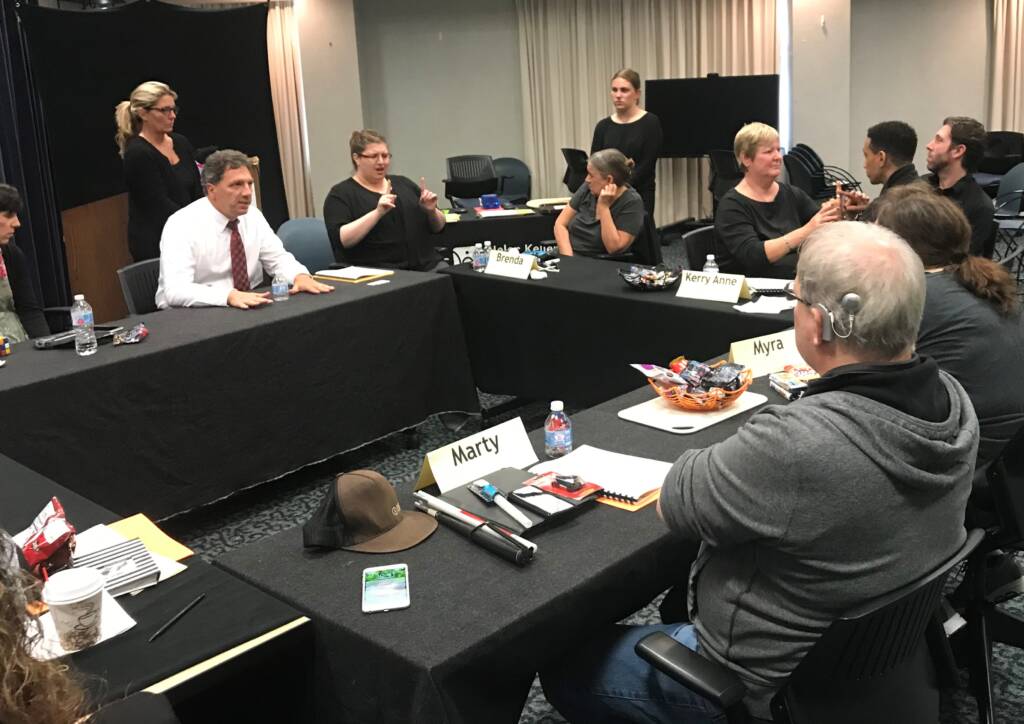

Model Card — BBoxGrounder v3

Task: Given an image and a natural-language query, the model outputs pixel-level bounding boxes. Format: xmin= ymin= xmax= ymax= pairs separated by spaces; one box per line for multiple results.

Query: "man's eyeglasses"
xmin=150 ymin=106 xmax=179 ymax=116
xmin=784 ymin=281 xmax=811 ymax=307
xmin=358 ymin=153 xmax=392 ymax=161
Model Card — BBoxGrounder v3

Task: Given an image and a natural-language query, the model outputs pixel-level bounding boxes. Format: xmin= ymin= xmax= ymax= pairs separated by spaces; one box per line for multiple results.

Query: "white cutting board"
xmin=617 ymin=392 xmax=769 ymax=434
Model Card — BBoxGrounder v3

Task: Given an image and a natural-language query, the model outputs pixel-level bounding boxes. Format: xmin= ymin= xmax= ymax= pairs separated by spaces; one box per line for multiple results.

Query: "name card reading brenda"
xmin=675 ymin=270 xmax=752 ymax=304
xmin=729 ymin=328 xmax=809 ymax=378
xmin=484 ymin=250 xmax=534 ymax=280
xmin=415 ymin=417 xmax=539 ymax=493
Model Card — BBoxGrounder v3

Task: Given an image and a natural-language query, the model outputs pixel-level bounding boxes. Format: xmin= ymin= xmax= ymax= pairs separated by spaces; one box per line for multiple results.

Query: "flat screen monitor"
xmin=645 ymin=74 xmax=779 ymax=158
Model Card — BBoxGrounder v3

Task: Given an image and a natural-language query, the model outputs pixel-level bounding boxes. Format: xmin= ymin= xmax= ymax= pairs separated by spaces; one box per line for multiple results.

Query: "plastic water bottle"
xmin=544 ymin=401 xmax=573 ymax=458
xmin=472 ymin=243 xmax=485 ymax=271
xmin=70 ymin=294 xmax=97 ymax=357
xmin=483 ymin=241 xmax=492 ymax=265
xmin=702 ymin=254 xmax=719 ymax=273
xmin=271 ymin=273 xmax=289 ymax=301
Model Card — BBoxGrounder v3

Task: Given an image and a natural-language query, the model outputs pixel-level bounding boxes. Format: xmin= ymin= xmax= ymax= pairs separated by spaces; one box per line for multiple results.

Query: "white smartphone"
xmin=361 ymin=563 xmax=411 ymax=613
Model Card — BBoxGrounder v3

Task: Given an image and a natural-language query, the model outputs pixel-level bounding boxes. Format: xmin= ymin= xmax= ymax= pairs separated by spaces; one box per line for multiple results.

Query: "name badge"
xmin=729 ymin=328 xmax=809 ymax=378
xmin=675 ymin=270 xmax=752 ymax=303
xmin=415 ymin=417 xmax=539 ymax=493
xmin=484 ymin=250 xmax=534 ymax=280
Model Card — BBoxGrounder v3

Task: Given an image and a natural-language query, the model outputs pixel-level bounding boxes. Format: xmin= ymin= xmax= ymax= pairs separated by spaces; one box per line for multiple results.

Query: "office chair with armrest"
xmin=443 ymin=155 xmax=498 ymax=210
xmin=277 ymin=218 xmax=336 ymax=273
xmin=561 ymin=148 xmax=589 ymax=193
xmin=961 ymin=424 xmax=1024 ymax=724
xmin=116 ymin=258 xmax=161 ymax=315
xmin=636 ymin=528 xmax=984 ymax=724
xmin=681 ymin=225 xmax=715 ymax=271
xmin=493 ymin=157 xmax=531 ymax=204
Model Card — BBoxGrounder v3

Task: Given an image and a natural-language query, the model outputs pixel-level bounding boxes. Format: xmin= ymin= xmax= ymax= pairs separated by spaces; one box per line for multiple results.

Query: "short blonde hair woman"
xmin=713 ymin=122 xmax=840 ymax=278
xmin=115 ymin=81 xmax=202 ymax=261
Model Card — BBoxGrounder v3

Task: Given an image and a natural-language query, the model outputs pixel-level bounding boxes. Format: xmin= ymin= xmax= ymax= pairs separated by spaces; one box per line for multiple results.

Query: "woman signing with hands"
xmin=554 ymin=149 xmax=646 ymax=257
xmin=323 ymin=130 xmax=446 ymax=271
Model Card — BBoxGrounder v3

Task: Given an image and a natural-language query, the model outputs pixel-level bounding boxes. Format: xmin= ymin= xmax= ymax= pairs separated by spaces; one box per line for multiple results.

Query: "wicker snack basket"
xmin=648 ymin=358 xmax=753 ymax=411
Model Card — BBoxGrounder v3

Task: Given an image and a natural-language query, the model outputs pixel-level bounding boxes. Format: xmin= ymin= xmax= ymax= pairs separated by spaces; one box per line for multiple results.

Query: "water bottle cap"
xmin=550 ymin=400 xmax=564 ymax=412
xmin=74 ymin=294 xmax=84 ymax=301
xmin=706 ymin=254 xmax=715 ymax=261
xmin=484 ymin=241 xmax=492 ymax=247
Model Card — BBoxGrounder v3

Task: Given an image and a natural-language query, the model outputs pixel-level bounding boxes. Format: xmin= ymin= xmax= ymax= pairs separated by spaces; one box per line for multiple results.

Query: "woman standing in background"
xmin=590 ymin=68 xmax=663 ymax=219
xmin=115 ymin=81 xmax=202 ymax=262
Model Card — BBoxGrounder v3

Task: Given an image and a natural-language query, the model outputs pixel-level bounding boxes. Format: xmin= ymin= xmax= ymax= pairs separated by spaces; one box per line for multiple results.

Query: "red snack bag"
xmin=14 ymin=497 xmax=77 ymax=577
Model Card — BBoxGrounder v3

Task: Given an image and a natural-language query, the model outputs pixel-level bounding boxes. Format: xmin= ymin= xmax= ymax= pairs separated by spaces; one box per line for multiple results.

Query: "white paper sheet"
xmin=733 ymin=297 xmax=796 ymax=314
xmin=314 ymin=266 xmax=392 ymax=280
xmin=529 ymin=445 xmax=671 ymax=501
xmin=76 ymin=525 xmax=186 ymax=589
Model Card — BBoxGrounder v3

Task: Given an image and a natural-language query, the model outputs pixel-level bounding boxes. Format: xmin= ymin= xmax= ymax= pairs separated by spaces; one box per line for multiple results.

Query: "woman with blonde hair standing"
xmin=115 ymin=81 xmax=201 ymax=261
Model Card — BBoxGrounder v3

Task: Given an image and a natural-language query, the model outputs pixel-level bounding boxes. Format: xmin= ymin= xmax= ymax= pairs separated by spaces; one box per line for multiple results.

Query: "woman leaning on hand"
xmin=322 ymin=130 xmax=445 ymax=271
xmin=115 ymin=81 xmax=202 ymax=262
xmin=714 ymin=122 xmax=840 ymax=279
xmin=554 ymin=149 xmax=645 ymax=257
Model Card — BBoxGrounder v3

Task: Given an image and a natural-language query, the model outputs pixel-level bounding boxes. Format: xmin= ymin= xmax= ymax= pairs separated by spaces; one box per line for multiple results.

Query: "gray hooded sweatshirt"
xmin=660 ymin=369 xmax=977 ymax=719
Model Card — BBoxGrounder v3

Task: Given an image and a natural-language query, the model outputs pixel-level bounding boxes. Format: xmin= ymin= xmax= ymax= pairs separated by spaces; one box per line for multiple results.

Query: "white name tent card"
xmin=675 ymin=270 xmax=752 ymax=303
xmin=416 ymin=417 xmax=539 ymax=493
xmin=484 ymin=250 xmax=534 ymax=280
xmin=729 ymin=328 xmax=809 ymax=378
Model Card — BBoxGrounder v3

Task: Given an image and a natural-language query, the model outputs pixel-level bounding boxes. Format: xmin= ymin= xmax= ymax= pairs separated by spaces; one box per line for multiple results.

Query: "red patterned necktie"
xmin=226 ymin=219 xmax=250 ymax=291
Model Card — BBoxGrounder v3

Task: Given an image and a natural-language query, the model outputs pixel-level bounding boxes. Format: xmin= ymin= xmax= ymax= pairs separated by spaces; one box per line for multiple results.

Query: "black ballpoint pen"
xmin=148 ymin=593 xmax=205 ymax=643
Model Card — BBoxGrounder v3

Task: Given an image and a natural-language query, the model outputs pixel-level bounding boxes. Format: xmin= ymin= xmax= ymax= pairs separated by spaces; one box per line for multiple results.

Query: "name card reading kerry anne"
xmin=484 ymin=250 xmax=534 ymax=280
xmin=675 ymin=270 xmax=752 ymax=303
xmin=729 ymin=328 xmax=809 ymax=378
xmin=415 ymin=417 xmax=539 ymax=493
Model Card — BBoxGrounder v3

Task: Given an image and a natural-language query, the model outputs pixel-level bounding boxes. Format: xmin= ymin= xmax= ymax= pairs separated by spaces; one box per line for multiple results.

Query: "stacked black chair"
xmin=443 ymin=155 xmax=498 ymax=210
xmin=493 ymin=157 xmax=531 ymax=204
xmin=116 ymin=258 xmax=161 ymax=315
xmin=635 ymin=528 xmax=984 ymax=723
xmin=785 ymin=143 xmax=862 ymax=201
xmin=993 ymin=162 xmax=1024 ymax=286
xmin=961 ymin=425 xmax=1024 ymax=724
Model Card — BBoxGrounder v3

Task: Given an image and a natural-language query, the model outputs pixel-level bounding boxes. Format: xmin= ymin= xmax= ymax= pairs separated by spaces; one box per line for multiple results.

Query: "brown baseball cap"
xmin=302 ymin=470 xmax=437 ymax=553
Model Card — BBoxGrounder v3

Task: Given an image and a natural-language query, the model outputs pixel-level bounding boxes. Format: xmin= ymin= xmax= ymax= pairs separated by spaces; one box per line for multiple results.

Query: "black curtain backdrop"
xmin=0 ymin=0 xmax=70 ymax=309
xmin=17 ymin=1 xmax=288 ymax=229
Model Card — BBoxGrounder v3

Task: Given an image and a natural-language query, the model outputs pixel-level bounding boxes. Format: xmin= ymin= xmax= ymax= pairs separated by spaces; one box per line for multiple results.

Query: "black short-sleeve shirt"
xmin=713 ymin=183 xmax=819 ymax=278
xmin=322 ymin=175 xmax=441 ymax=271
xmin=567 ymin=184 xmax=645 ymax=256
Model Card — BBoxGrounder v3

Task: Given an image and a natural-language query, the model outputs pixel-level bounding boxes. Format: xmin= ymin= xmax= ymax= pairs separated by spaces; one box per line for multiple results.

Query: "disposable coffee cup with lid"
xmin=42 ymin=567 xmax=105 ymax=652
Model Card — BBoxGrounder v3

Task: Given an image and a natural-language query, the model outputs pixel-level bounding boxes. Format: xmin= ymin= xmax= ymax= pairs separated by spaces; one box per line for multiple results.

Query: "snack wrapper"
xmin=12 ymin=497 xmax=77 ymax=577
xmin=113 ymin=323 xmax=149 ymax=346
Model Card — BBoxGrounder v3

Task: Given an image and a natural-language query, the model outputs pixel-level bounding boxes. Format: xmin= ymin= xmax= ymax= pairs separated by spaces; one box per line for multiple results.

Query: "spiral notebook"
xmin=530 ymin=446 xmax=671 ymax=510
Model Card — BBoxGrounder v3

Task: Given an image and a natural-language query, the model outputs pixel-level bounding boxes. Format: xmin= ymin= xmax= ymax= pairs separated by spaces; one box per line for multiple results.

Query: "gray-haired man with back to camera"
xmin=541 ymin=221 xmax=976 ymax=723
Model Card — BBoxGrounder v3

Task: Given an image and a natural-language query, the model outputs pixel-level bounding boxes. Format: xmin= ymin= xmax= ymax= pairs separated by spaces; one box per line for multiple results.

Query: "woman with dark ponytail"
xmin=869 ymin=183 xmax=1024 ymax=485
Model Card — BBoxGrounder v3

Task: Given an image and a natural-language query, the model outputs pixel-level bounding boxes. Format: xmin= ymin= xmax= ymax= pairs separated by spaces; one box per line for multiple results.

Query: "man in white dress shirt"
xmin=155 ymin=149 xmax=333 ymax=309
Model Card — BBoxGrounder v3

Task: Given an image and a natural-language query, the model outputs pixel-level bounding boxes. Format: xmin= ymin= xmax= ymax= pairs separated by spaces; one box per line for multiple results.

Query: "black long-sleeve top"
xmin=122 ymin=133 xmax=202 ymax=262
xmin=713 ymin=183 xmax=819 ymax=279
xmin=590 ymin=113 xmax=663 ymax=195
xmin=3 ymin=240 xmax=49 ymax=338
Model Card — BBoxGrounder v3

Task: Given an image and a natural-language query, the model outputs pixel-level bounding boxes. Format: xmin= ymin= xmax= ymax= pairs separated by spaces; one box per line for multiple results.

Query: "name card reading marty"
xmin=415 ymin=417 xmax=539 ymax=493
xmin=675 ymin=270 xmax=752 ymax=303
xmin=729 ymin=328 xmax=808 ymax=378
xmin=484 ymin=250 xmax=534 ymax=280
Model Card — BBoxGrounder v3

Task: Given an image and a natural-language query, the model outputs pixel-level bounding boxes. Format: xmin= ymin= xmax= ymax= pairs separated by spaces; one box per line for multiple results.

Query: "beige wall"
xmin=354 ymin=0 xmax=525 ymax=203
xmin=849 ymin=0 xmax=990 ymax=195
xmin=791 ymin=0 xmax=852 ymax=177
xmin=296 ymin=0 xmax=364 ymax=216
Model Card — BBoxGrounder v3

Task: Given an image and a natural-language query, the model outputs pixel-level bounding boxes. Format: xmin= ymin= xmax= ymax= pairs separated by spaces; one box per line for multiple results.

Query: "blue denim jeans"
xmin=541 ymin=623 xmax=727 ymax=723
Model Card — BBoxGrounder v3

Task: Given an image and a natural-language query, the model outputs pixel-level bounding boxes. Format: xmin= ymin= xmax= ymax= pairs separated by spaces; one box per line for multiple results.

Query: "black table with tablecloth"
xmin=0 ymin=454 xmax=311 ymax=721
xmin=0 ymin=272 xmax=479 ymax=519
xmin=435 ymin=209 xmax=556 ymax=249
xmin=441 ymin=255 xmax=793 ymax=406
xmin=214 ymin=378 xmax=777 ymax=723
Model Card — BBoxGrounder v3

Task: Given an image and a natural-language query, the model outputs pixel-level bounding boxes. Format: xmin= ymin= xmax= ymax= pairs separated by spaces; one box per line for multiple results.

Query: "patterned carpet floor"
xmin=159 ymin=237 xmax=1024 ymax=723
